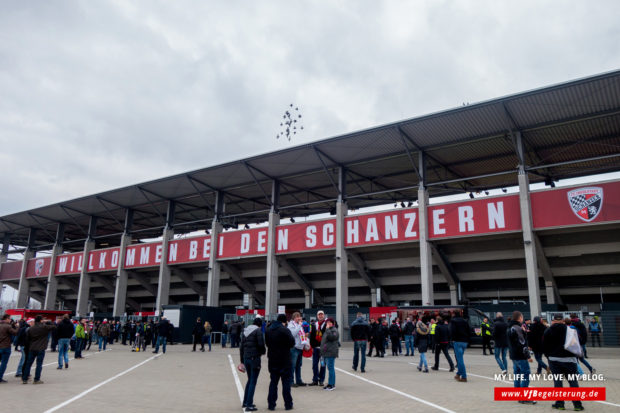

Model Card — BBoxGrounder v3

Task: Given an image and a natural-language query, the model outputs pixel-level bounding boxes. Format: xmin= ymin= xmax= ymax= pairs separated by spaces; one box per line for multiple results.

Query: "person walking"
xmin=321 ymin=318 xmax=339 ymax=391
xmin=588 ymin=316 xmax=602 ymax=347
xmin=492 ymin=312 xmax=509 ymax=374
xmin=543 ymin=314 xmax=585 ymax=411
xmin=571 ymin=314 xmax=595 ymax=374
xmin=481 ymin=317 xmax=494 ymax=355
xmin=287 ymin=312 xmax=308 ymax=387
xmin=402 ymin=317 xmax=415 ymax=356
xmin=22 ymin=316 xmax=56 ymax=384
xmin=527 ymin=316 xmax=549 ymax=374
xmin=56 ymin=314 xmax=74 ymax=370
xmin=0 ymin=314 xmax=18 ymax=382
xmin=240 ymin=317 xmax=266 ymax=412
xmin=153 ymin=317 xmax=171 ymax=354
xmin=415 ymin=316 xmax=430 ymax=373
xmin=508 ymin=311 xmax=536 ymax=405
xmin=265 ymin=314 xmax=295 ymax=411
xmin=192 ymin=317 xmax=205 ymax=352
xmin=431 ymin=316 xmax=455 ymax=371
xmin=450 ymin=309 xmax=469 ymax=382
xmin=221 ymin=321 xmax=229 ymax=348
xmin=97 ymin=319 xmax=110 ymax=351
xmin=309 ymin=310 xmax=327 ymax=386
xmin=203 ymin=321 xmax=213 ymax=352
xmin=350 ymin=312 xmax=370 ymax=373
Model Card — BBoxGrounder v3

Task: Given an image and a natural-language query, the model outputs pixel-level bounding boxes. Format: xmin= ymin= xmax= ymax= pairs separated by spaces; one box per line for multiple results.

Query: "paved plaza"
xmin=1 ymin=343 xmax=619 ymax=412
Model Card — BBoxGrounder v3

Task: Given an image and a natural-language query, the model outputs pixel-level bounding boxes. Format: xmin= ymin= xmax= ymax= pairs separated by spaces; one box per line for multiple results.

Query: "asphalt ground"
xmin=1 ymin=342 xmax=618 ymax=413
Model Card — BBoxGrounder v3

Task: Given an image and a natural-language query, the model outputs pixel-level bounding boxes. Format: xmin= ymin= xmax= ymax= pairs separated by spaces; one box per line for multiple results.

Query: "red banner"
xmin=124 ymin=242 xmax=163 ymax=269
xmin=25 ymin=256 xmax=52 ymax=278
xmin=276 ymin=219 xmax=337 ymax=254
xmin=532 ymin=181 xmax=620 ymax=229
xmin=55 ymin=252 xmax=84 ymax=275
xmin=0 ymin=261 xmax=22 ymax=280
xmin=218 ymin=227 xmax=269 ymax=259
xmin=167 ymin=236 xmax=212 ymax=264
xmin=428 ymin=196 xmax=522 ymax=239
xmin=346 ymin=209 xmax=419 ymax=247
xmin=87 ymin=247 xmax=120 ymax=273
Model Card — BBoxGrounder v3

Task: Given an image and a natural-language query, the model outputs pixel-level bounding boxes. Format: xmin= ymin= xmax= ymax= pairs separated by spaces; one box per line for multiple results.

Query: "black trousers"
xmin=268 ymin=366 xmax=293 ymax=410
xmin=192 ymin=335 xmax=203 ymax=351
xmin=482 ymin=336 xmax=493 ymax=354
xmin=434 ymin=343 xmax=455 ymax=369
xmin=367 ymin=340 xmax=375 ymax=356
xmin=548 ymin=360 xmax=583 ymax=409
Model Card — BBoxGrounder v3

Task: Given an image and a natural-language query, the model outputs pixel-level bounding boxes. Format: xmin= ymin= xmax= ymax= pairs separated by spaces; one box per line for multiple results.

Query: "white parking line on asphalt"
xmin=227 ymin=354 xmax=246 ymax=413
xmin=335 ymin=367 xmax=457 ymax=413
xmin=43 ymin=353 xmax=161 ymax=413
xmin=6 ymin=348 xmax=110 ymax=376
xmin=411 ymin=364 xmax=620 ymax=408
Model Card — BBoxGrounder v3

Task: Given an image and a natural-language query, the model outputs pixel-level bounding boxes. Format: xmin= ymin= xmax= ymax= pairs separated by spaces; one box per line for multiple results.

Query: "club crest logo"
xmin=34 ymin=259 xmax=45 ymax=276
xmin=567 ymin=187 xmax=603 ymax=222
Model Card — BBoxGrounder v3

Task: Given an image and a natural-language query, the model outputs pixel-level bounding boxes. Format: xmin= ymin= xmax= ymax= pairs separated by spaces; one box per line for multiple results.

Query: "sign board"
xmin=277 ymin=305 xmax=285 ymax=314
xmin=163 ymin=309 xmax=180 ymax=326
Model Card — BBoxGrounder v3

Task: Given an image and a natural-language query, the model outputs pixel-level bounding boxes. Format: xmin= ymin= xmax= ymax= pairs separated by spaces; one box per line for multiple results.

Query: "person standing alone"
xmin=350 ymin=312 xmax=370 ymax=373
xmin=56 ymin=314 xmax=74 ymax=370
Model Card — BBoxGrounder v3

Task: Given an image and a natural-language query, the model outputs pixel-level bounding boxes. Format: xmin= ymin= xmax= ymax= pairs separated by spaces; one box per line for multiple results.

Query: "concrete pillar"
xmin=76 ymin=240 xmax=95 ymax=316
xmin=155 ymin=227 xmax=174 ymax=313
xmin=265 ymin=211 xmax=280 ymax=317
xmin=545 ymin=281 xmax=555 ymax=305
xmin=516 ymin=132 xmax=542 ymax=317
xmin=449 ymin=285 xmax=458 ymax=306
xmin=418 ymin=186 xmax=434 ymax=306
xmin=0 ymin=240 xmax=8 ymax=301
xmin=335 ymin=200 xmax=348 ymax=338
xmin=206 ymin=221 xmax=223 ymax=306
xmin=16 ymin=249 xmax=35 ymax=308
xmin=370 ymin=288 xmax=378 ymax=307
xmin=113 ymin=233 xmax=132 ymax=317
xmin=248 ymin=294 xmax=255 ymax=310
xmin=304 ymin=291 xmax=311 ymax=308
xmin=44 ymin=243 xmax=63 ymax=309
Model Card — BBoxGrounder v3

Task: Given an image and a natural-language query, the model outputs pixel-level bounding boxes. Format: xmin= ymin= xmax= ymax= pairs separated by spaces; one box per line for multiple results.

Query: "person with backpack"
xmin=543 ymin=314 xmax=584 ymax=411
xmin=507 ymin=311 xmax=536 ymax=405
xmin=240 ymin=317 xmax=266 ymax=412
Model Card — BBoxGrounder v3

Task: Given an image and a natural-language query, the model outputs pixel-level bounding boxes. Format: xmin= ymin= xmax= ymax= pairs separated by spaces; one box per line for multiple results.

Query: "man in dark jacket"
xmin=402 ymin=317 xmax=415 ymax=356
xmin=0 ymin=314 xmax=18 ymax=382
xmin=493 ymin=312 xmax=509 ymax=374
xmin=56 ymin=314 xmax=74 ymax=370
xmin=230 ymin=321 xmax=240 ymax=348
xmin=507 ymin=311 xmax=535 ymax=404
xmin=543 ymin=314 xmax=584 ymax=411
xmin=388 ymin=319 xmax=401 ymax=356
xmin=571 ymin=314 xmax=595 ymax=373
xmin=240 ymin=317 xmax=266 ymax=412
xmin=192 ymin=318 xmax=205 ymax=352
xmin=527 ymin=316 xmax=549 ymax=374
xmin=350 ymin=312 xmax=370 ymax=373
xmin=449 ymin=310 xmax=469 ymax=382
xmin=221 ymin=321 xmax=229 ymax=348
xmin=431 ymin=316 xmax=454 ymax=371
xmin=309 ymin=310 xmax=327 ymax=385
xmin=153 ymin=317 xmax=171 ymax=354
xmin=22 ymin=315 xmax=56 ymax=384
xmin=265 ymin=314 xmax=295 ymax=411
xmin=373 ymin=318 xmax=387 ymax=357
xmin=367 ymin=318 xmax=378 ymax=357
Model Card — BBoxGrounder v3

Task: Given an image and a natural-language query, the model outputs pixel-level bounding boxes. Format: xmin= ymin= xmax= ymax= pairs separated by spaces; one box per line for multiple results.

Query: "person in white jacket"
xmin=287 ymin=312 xmax=308 ymax=387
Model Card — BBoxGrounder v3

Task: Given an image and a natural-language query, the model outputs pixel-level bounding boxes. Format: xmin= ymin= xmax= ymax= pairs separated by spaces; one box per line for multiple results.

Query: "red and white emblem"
xmin=34 ymin=259 xmax=45 ymax=276
xmin=567 ymin=187 xmax=603 ymax=222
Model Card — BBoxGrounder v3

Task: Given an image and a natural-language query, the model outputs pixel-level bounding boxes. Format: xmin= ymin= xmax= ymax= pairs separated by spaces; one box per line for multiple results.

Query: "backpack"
xmin=564 ymin=327 xmax=583 ymax=357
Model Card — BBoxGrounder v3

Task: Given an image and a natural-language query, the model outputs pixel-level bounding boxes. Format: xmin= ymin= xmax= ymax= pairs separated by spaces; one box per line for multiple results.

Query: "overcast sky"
xmin=1 ymin=1 xmax=619 ymax=216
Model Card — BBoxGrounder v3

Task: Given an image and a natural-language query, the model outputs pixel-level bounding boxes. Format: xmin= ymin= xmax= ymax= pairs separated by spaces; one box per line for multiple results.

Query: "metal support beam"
xmin=335 ymin=166 xmax=348 ymax=338
xmin=418 ymin=152 xmax=434 ymax=306
xmin=277 ymin=257 xmax=324 ymax=305
xmin=113 ymin=232 xmax=132 ymax=317
xmin=173 ymin=268 xmax=205 ymax=301
xmin=428 ymin=242 xmax=461 ymax=305
xmin=347 ymin=251 xmax=391 ymax=305
xmin=129 ymin=272 xmax=159 ymax=297
xmin=221 ymin=262 xmax=265 ymax=305
xmin=44 ymin=241 xmax=63 ymax=309
xmin=16 ymin=228 xmax=37 ymax=308
xmin=155 ymin=227 xmax=174 ymax=314
xmin=534 ymin=233 xmax=564 ymax=306
xmin=62 ymin=277 xmax=106 ymax=311
xmin=206 ymin=191 xmax=224 ymax=306
xmin=93 ymin=274 xmax=140 ymax=311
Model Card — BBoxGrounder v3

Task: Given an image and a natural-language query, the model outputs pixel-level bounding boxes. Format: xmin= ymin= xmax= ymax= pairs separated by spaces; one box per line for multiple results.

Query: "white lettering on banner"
xmin=240 ymin=233 xmax=250 ymax=253
xmin=433 ymin=209 xmax=446 ymax=235
xmin=88 ymin=254 xmax=94 ymax=270
xmin=169 ymin=243 xmax=178 ymax=262
xmin=139 ymin=247 xmax=150 ymax=265
xmin=70 ymin=256 xmax=75 ymax=272
xmin=385 ymin=215 xmax=398 ymax=240
xmin=405 ymin=212 xmax=417 ymax=237
xmin=189 ymin=241 xmax=198 ymax=259
xmin=99 ymin=252 xmax=107 ymax=269
xmin=488 ymin=202 xmax=506 ymax=229
xmin=366 ymin=218 xmax=379 ymax=241
xmin=111 ymin=250 xmax=119 ymax=267
xmin=323 ymin=222 xmax=334 ymax=246
xmin=278 ymin=229 xmax=288 ymax=251
xmin=77 ymin=255 xmax=83 ymax=271
xmin=58 ymin=257 xmax=68 ymax=273
xmin=155 ymin=245 xmax=162 ymax=263
xmin=125 ymin=249 xmax=135 ymax=266
xmin=218 ymin=236 xmax=224 ymax=256
xmin=257 ymin=231 xmax=266 ymax=252
xmin=202 ymin=238 xmax=210 ymax=259
xmin=458 ymin=206 xmax=474 ymax=233
xmin=347 ymin=219 xmax=359 ymax=243
xmin=306 ymin=226 xmax=317 ymax=247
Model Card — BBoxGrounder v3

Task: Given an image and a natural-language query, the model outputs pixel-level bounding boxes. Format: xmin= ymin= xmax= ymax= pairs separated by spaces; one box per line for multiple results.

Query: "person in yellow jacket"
xmin=429 ymin=319 xmax=437 ymax=354
xmin=75 ymin=319 xmax=86 ymax=359
xmin=481 ymin=317 xmax=494 ymax=355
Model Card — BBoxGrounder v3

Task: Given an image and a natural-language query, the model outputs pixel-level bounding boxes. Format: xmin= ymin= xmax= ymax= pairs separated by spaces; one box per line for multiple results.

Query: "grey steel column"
xmin=418 ymin=152 xmax=434 ymax=306
xmin=16 ymin=228 xmax=36 ymax=308
xmin=515 ymin=132 xmax=542 ymax=317
xmin=335 ymin=167 xmax=348 ymax=338
xmin=370 ymin=289 xmax=378 ymax=307
xmin=304 ymin=291 xmax=311 ymax=308
xmin=0 ymin=235 xmax=9 ymax=301
xmin=44 ymin=223 xmax=65 ymax=309
xmin=113 ymin=209 xmax=133 ymax=317
xmin=77 ymin=217 xmax=97 ymax=317
xmin=265 ymin=181 xmax=280 ymax=318
xmin=206 ymin=192 xmax=224 ymax=307
xmin=156 ymin=202 xmax=175 ymax=313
